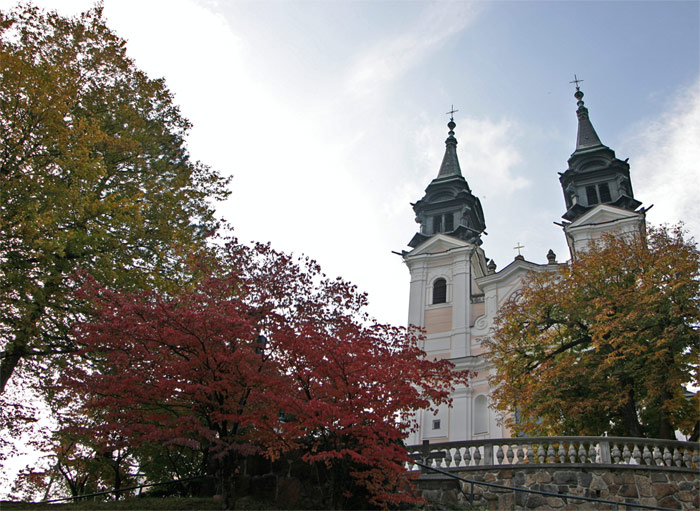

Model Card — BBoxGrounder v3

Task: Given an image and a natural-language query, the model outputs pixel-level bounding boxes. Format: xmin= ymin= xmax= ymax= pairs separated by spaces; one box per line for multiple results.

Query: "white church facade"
xmin=403 ymin=85 xmax=647 ymax=445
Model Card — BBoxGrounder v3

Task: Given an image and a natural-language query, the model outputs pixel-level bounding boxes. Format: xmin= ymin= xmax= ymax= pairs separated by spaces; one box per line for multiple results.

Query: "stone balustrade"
xmin=407 ymin=437 xmax=700 ymax=472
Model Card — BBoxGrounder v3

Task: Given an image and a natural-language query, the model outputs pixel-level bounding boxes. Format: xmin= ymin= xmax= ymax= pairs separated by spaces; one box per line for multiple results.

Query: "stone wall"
xmin=418 ymin=466 xmax=699 ymax=510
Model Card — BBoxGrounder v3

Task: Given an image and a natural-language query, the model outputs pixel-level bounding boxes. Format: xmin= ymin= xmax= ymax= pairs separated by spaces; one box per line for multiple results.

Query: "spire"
xmin=559 ymin=78 xmax=642 ymax=223
xmin=407 ymin=107 xmax=486 ymax=248
xmin=437 ymin=110 xmax=463 ymax=178
xmin=570 ymin=76 xmax=603 ymax=151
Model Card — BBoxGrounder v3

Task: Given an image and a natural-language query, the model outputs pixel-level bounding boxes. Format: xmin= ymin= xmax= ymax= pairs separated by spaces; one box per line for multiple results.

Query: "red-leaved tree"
xmin=58 ymin=241 xmax=467 ymax=508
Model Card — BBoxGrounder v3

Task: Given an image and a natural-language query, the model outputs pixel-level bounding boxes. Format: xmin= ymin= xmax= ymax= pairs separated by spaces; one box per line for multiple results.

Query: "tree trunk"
xmin=656 ymin=394 xmax=676 ymax=440
xmin=620 ymin=389 xmax=643 ymax=437
xmin=0 ymin=340 xmax=27 ymax=394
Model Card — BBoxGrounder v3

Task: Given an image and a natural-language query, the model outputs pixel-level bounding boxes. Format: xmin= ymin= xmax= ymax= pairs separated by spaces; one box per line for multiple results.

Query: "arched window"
xmin=433 ymin=278 xmax=447 ymax=304
xmin=474 ymin=395 xmax=488 ymax=434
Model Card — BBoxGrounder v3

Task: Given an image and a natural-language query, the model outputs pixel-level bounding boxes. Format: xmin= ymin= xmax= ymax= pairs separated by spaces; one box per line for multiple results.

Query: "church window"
xmin=598 ymin=183 xmax=612 ymax=203
xmin=432 ymin=215 xmax=442 ymax=233
xmin=474 ymin=395 xmax=488 ymax=434
xmin=433 ymin=278 xmax=447 ymax=304
xmin=586 ymin=185 xmax=599 ymax=205
xmin=432 ymin=419 xmax=441 ymax=430
xmin=444 ymin=213 xmax=454 ymax=231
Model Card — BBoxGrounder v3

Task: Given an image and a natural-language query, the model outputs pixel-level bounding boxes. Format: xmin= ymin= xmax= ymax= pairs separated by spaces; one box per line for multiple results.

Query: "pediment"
xmin=568 ymin=204 xmax=642 ymax=228
xmin=405 ymin=233 xmax=471 ymax=257
xmin=477 ymin=257 xmax=559 ymax=290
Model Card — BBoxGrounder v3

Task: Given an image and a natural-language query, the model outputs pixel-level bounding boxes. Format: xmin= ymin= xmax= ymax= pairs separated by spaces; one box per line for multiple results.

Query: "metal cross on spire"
xmin=446 ymin=105 xmax=459 ymax=121
xmin=570 ymin=74 xmax=584 ymax=90
xmin=513 ymin=242 xmax=525 ymax=256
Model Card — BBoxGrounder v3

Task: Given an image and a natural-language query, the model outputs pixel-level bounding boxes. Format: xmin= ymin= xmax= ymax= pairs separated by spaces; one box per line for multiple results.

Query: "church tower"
xmin=403 ymin=116 xmax=500 ymax=444
xmin=402 ymin=86 xmax=648 ymax=446
xmin=559 ymin=83 xmax=646 ymax=256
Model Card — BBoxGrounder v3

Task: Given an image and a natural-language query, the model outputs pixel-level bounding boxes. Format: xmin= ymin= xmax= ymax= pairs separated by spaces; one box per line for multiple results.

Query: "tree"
xmin=0 ymin=4 xmax=230 ymax=395
xmin=485 ymin=225 xmax=699 ymax=439
xmin=57 ymin=241 xmax=467 ymax=508
xmin=9 ymin=425 xmax=137 ymax=502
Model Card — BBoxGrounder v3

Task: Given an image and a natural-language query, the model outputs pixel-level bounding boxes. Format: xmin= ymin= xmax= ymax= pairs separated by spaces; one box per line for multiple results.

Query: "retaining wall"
xmin=418 ymin=466 xmax=699 ymax=510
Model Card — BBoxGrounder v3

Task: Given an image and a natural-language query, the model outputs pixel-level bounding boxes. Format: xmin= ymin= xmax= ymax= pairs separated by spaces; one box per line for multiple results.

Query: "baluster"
xmin=663 ymin=447 xmax=672 ymax=467
xmin=537 ymin=444 xmax=545 ymax=464
xmin=611 ymin=443 xmax=621 ymax=464
xmin=547 ymin=443 xmax=556 ymax=463
xmin=692 ymin=451 xmax=699 ymax=468
xmin=527 ymin=445 xmax=535 ymax=464
xmin=632 ymin=444 xmax=641 ymax=465
xmin=622 ymin=444 xmax=631 ymax=464
xmin=641 ymin=445 xmax=651 ymax=465
xmin=577 ymin=444 xmax=586 ymax=463
xmin=673 ymin=448 xmax=682 ymax=467
xmin=517 ymin=446 xmax=524 ymax=464
xmin=473 ymin=446 xmax=482 ymax=466
xmin=682 ymin=449 xmax=691 ymax=469
xmin=506 ymin=445 xmax=514 ymax=464
xmin=558 ymin=443 xmax=567 ymax=463
xmin=652 ymin=446 xmax=662 ymax=466
xmin=445 ymin=448 xmax=453 ymax=468
xmin=568 ymin=444 xmax=576 ymax=463
xmin=496 ymin=445 xmax=504 ymax=465
xmin=464 ymin=446 xmax=472 ymax=466
xmin=454 ymin=447 xmax=463 ymax=468
xmin=588 ymin=443 xmax=597 ymax=463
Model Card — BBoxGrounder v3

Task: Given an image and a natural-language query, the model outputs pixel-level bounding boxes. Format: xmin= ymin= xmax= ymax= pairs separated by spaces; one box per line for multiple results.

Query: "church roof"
xmin=436 ymin=119 xmax=463 ymax=178
xmin=573 ymin=88 xmax=605 ymax=152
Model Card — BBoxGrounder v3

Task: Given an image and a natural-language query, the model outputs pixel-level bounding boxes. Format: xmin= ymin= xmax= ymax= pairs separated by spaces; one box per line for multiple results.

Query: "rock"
xmin=589 ymin=475 xmax=607 ymax=491
xmin=553 ymin=471 xmax=578 ymax=485
xmin=679 ymin=480 xmax=699 ymax=491
xmin=602 ymin=472 xmax=617 ymax=485
xmin=620 ymin=472 xmax=635 ymax=485
xmin=652 ymin=483 xmax=675 ymax=499
xmin=513 ymin=471 xmax=526 ymax=486
xmin=635 ymin=474 xmax=653 ymax=497
xmin=546 ymin=496 xmax=566 ymax=508
xmin=540 ymin=483 xmax=559 ymax=494
xmin=650 ymin=472 xmax=668 ymax=483
xmin=578 ymin=471 xmax=593 ymax=486
xmin=535 ymin=471 xmax=553 ymax=483
xmin=497 ymin=493 xmax=515 ymax=509
xmin=677 ymin=490 xmax=693 ymax=503
xmin=618 ymin=484 xmax=638 ymax=498
xmin=525 ymin=494 xmax=546 ymax=508
xmin=658 ymin=495 xmax=682 ymax=509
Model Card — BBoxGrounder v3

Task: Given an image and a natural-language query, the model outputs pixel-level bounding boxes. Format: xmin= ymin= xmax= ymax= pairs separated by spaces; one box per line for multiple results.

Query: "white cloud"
xmin=626 ymin=79 xmax=700 ymax=241
xmin=344 ymin=2 xmax=481 ymax=99
xmin=458 ymin=117 xmax=530 ymax=199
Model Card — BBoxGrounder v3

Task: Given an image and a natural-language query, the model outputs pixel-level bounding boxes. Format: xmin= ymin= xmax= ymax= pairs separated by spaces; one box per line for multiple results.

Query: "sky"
xmin=2 ymin=0 xmax=697 ymax=328
xmin=1 ymin=0 xmax=699 ymax=497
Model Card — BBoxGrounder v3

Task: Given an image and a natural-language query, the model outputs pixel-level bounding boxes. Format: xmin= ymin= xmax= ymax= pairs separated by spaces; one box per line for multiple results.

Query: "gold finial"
xmin=513 ymin=242 xmax=525 ymax=256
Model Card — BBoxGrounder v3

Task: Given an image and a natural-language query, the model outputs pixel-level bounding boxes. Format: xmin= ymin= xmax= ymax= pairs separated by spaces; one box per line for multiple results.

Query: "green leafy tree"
xmin=486 ymin=225 xmax=699 ymax=439
xmin=0 ymin=3 xmax=230 ymax=396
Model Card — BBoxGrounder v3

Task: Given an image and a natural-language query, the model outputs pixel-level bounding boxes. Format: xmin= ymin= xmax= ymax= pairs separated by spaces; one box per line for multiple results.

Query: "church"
xmin=403 ymin=84 xmax=648 ymax=445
